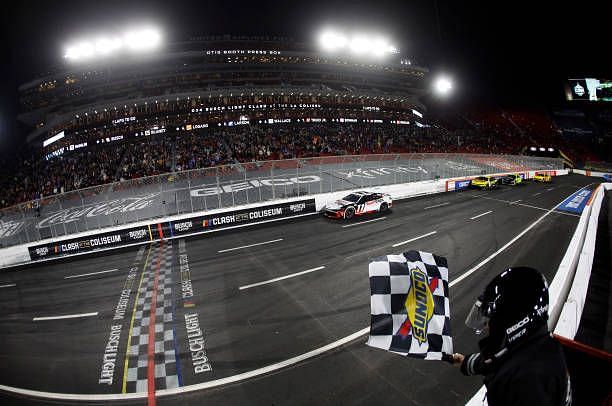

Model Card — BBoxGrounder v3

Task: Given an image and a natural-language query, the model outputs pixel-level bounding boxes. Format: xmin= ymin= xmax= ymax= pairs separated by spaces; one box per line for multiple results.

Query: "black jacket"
xmin=461 ymin=330 xmax=571 ymax=406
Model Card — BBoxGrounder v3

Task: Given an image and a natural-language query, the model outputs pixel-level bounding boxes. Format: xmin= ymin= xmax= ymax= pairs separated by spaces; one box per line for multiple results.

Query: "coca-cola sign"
xmin=337 ymin=165 xmax=428 ymax=180
xmin=37 ymin=193 xmax=159 ymax=229
xmin=0 ymin=219 xmax=23 ymax=239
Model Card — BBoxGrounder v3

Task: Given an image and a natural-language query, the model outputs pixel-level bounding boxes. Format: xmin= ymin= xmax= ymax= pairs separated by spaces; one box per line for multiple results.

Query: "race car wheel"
xmin=344 ymin=207 xmax=355 ymax=219
xmin=380 ymin=202 xmax=388 ymax=212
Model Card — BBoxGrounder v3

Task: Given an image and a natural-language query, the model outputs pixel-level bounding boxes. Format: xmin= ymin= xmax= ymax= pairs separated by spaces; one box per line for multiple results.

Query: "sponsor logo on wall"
xmin=337 ymin=166 xmax=428 ymax=179
xmin=558 ymin=187 xmax=593 ymax=214
xmin=445 ymin=161 xmax=482 ymax=172
xmin=36 ymin=193 xmax=159 ymax=229
xmin=28 ymin=199 xmax=316 ymax=259
xmin=0 ymin=219 xmax=24 ymax=239
xmin=192 ymin=199 xmax=316 ymax=233
xmin=190 ymin=176 xmax=320 ymax=197
xmin=455 ymin=180 xmax=471 ymax=190
xmin=29 ymin=225 xmax=153 ymax=259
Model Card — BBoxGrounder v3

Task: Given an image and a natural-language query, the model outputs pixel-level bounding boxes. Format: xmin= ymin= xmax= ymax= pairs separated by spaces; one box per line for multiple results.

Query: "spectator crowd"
xmin=0 ymin=110 xmax=601 ymax=209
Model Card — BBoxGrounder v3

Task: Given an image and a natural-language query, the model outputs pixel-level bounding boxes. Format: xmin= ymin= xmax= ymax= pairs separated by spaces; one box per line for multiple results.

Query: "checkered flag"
xmin=366 ymin=250 xmax=453 ymax=360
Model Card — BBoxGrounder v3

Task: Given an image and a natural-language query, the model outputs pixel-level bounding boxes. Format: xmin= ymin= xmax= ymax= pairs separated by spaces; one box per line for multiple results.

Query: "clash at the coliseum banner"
xmin=28 ymin=198 xmax=316 ymax=259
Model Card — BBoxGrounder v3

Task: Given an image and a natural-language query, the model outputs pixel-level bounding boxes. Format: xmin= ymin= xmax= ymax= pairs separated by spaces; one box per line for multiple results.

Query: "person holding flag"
xmin=452 ymin=267 xmax=572 ymax=406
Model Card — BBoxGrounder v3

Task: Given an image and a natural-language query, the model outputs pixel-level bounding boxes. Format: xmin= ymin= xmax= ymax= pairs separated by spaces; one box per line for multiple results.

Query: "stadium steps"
xmin=113 ymin=142 xmax=139 ymax=184
xmin=216 ymin=131 xmax=245 ymax=172
xmin=171 ymin=138 xmax=177 ymax=172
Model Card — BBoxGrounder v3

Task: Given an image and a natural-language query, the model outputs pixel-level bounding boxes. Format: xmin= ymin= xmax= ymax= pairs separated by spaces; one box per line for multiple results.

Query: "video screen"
xmin=566 ymin=78 xmax=612 ymax=101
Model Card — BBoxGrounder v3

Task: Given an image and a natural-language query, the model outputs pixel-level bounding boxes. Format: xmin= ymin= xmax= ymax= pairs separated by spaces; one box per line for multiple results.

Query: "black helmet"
xmin=465 ymin=267 xmax=549 ymax=348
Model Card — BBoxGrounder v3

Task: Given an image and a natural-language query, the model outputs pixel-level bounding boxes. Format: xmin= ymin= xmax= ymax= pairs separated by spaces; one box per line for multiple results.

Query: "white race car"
xmin=323 ymin=191 xmax=393 ymax=219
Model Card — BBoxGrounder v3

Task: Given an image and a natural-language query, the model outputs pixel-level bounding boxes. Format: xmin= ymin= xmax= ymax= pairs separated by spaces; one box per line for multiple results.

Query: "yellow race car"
xmin=471 ymin=176 xmax=498 ymax=190
xmin=500 ymin=173 xmax=523 ymax=186
xmin=533 ymin=172 xmax=552 ymax=183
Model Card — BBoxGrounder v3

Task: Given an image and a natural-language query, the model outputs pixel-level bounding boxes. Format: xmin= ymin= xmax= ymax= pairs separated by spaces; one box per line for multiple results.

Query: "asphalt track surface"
xmin=0 ymin=174 xmax=594 ymax=405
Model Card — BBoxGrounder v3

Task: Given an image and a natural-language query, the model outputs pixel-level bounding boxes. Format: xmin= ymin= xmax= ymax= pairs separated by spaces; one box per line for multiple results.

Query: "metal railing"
xmin=0 ymin=153 xmax=562 ymax=248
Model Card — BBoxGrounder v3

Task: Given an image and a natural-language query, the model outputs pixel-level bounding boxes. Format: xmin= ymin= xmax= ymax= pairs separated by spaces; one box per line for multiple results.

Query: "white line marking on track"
xmin=452 ymin=187 xmax=583 ymax=286
xmin=474 ymin=195 xmax=580 ymax=217
xmin=469 ymin=210 xmax=493 ymax=220
xmin=218 ymin=238 xmax=283 ymax=253
xmin=64 ymin=269 xmax=119 ymax=279
xmin=519 ymin=204 xmax=579 ymax=217
xmin=392 ymin=231 xmax=437 ymax=247
xmin=547 ymin=188 xmax=554 ymax=191
xmin=33 ymin=312 xmax=98 ymax=321
xmin=423 ymin=202 xmax=449 ymax=210
xmin=239 ymin=266 xmax=326 ymax=290
xmin=341 ymin=217 xmax=386 ymax=228
xmin=0 ymin=283 xmax=16 ymax=288
xmin=533 ymin=192 xmax=542 ymax=196
xmin=510 ymin=200 xmax=522 ymax=205
xmin=0 ymin=185 xmax=589 ymax=402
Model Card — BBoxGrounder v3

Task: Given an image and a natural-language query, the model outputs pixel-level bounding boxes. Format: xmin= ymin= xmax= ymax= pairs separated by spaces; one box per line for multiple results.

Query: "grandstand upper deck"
xmin=18 ymin=36 xmax=428 ymax=143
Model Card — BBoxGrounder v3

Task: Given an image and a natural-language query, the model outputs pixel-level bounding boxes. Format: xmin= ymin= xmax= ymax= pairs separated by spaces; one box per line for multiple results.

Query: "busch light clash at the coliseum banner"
xmin=28 ymin=199 xmax=316 ymax=259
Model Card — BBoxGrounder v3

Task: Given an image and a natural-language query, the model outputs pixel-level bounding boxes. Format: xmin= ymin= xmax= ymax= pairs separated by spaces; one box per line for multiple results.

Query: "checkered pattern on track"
xmin=125 ymin=242 xmax=179 ymax=392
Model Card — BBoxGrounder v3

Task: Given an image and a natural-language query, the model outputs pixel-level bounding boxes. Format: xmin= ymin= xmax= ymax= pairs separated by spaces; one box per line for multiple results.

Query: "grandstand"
xmin=3 ymin=35 xmax=430 ymax=208
xmin=19 ymin=35 xmax=428 ymax=145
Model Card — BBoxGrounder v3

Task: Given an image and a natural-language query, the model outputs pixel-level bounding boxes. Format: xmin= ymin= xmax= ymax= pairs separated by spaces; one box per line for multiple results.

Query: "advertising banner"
xmin=169 ymin=198 xmax=316 ymax=236
xmin=28 ymin=199 xmax=316 ymax=259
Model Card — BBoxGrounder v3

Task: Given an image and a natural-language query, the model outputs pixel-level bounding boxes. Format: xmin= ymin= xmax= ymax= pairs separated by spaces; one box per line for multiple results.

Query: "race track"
xmin=0 ymin=174 xmax=594 ymax=405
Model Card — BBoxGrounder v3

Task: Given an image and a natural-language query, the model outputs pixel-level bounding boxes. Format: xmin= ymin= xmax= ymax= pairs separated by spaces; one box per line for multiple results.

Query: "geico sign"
xmin=190 ymin=175 xmax=320 ymax=197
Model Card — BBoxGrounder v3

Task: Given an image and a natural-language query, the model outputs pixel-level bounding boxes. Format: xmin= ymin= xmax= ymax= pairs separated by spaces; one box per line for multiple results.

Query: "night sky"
xmin=0 ymin=0 xmax=609 ymax=153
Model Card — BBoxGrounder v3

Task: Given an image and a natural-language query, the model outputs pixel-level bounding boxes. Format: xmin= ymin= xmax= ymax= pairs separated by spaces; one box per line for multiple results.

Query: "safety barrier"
xmin=0 ymin=169 xmax=566 ymax=269
xmin=0 ymin=178 xmax=444 ymax=268
xmin=0 ymin=153 xmax=561 ymax=248
xmin=572 ymin=168 xmax=611 ymax=179
xmin=554 ymin=183 xmax=610 ymax=338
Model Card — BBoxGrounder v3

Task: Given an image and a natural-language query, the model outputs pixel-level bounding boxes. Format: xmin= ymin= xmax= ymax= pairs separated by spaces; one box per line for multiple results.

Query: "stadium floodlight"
xmin=95 ymin=37 xmax=123 ymax=55
xmin=372 ymin=38 xmax=391 ymax=57
xmin=434 ymin=76 xmax=453 ymax=96
xmin=320 ymin=30 xmax=348 ymax=51
xmin=64 ymin=27 xmax=161 ymax=61
xmin=318 ymin=29 xmax=398 ymax=58
xmin=350 ymin=36 xmax=372 ymax=54
xmin=547 ymin=147 xmax=555 ymax=152
xmin=65 ymin=42 xmax=95 ymax=60
xmin=124 ymin=28 xmax=161 ymax=51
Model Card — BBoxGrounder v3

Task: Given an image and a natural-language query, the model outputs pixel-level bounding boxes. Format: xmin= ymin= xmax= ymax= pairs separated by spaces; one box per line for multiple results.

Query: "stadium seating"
xmin=0 ymin=110 xmax=602 ymax=209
